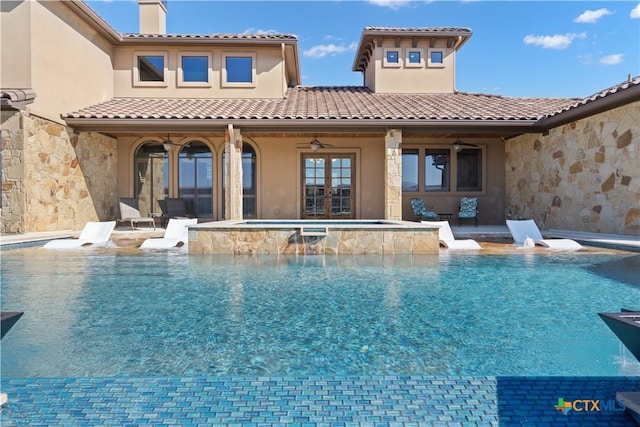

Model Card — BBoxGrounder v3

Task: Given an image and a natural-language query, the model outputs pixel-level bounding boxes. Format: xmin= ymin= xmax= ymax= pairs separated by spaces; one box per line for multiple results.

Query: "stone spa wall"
xmin=505 ymin=102 xmax=639 ymax=236
xmin=1 ymin=111 xmax=118 ymax=233
xmin=189 ymin=222 xmax=440 ymax=254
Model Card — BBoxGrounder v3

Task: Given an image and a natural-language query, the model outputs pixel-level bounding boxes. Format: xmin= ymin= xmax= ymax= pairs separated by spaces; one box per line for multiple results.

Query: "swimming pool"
xmin=1 ymin=248 xmax=639 ymax=377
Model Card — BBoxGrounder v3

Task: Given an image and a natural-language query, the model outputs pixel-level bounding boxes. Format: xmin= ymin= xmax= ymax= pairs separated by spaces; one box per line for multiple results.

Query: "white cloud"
xmin=367 ymin=0 xmax=412 ymax=10
xmin=600 ymin=54 xmax=624 ymax=65
xmin=303 ymin=42 xmax=358 ymax=58
xmin=631 ymin=3 xmax=640 ymax=18
xmin=523 ymin=32 xmax=587 ymax=50
xmin=574 ymin=8 xmax=613 ymax=23
xmin=242 ymin=28 xmax=281 ymax=35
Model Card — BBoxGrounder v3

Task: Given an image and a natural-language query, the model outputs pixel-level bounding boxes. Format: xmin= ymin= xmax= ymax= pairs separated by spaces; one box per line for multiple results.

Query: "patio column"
xmin=224 ymin=124 xmax=243 ymax=220
xmin=384 ymin=128 xmax=403 ymax=220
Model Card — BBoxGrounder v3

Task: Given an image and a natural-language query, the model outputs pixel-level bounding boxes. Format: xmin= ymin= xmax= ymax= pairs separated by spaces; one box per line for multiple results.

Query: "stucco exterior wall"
xmin=23 ymin=1 xmax=114 ymax=121
xmin=1 ymin=112 xmax=118 ymax=233
xmin=505 ymin=101 xmax=640 ymax=235
xmin=113 ymin=45 xmax=286 ymax=99
xmin=1 ymin=0 xmax=32 ymax=90
xmin=368 ymin=38 xmax=455 ymax=94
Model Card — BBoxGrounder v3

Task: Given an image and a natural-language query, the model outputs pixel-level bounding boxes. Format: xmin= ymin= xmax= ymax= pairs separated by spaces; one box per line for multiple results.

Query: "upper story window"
xmin=222 ymin=53 xmax=256 ymax=87
xmin=133 ymin=52 xmax=168 ymax=87
xmin=428 ymin=48 xmax=445 ymax=68
xmin=178 ymin=52 xmax=212 ymax=87
xmin=383 ymin=48 xmax=401 ymax=68
xmin=405 ymin=48 xmax=424 ymax=68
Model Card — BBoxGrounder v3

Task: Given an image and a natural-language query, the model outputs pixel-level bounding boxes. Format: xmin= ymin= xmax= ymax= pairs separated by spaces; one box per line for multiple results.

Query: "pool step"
xmin=299 ymin=227 xmax=328 ymax=237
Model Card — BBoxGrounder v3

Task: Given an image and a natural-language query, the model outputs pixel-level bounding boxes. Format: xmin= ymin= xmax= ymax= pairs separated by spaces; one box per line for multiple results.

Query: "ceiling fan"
xmin=298 ymin=134 xmax=335 ymax=152
xmin=452 ymin=135 xmax=479 ymax=152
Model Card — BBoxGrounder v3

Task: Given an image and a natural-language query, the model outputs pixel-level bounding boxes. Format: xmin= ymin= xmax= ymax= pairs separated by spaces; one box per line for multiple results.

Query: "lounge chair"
xmin=158 ymin=198 xmax=194 ymax=225
xmin=140 ymin=218 xmax=197 ymax=249
xmin=410 ymin=198 xmax=438 ymax=220
xmin=506 ymin=219 xmax=582 ymax=250
xmin=421 ymin=220 xmax=482 ymax=250
xmin=43 ymin=221 xmax=116 ymax=249
xmin=458 ymin=197 xmax=478 ymax=226
xmin=118 ymin=198 xmax=156 ymax=230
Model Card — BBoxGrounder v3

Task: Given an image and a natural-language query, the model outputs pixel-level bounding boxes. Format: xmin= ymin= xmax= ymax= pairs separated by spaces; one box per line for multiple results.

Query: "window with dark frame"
xmin=425 ymin=149 xmax=450 ymax=192
xmin=138 ymin=55 xmax=164 ymax=82
xmin=430 ymin=50 xmax=443 ymax=64
xmin=401 ymin=147 xmax=483 ymax=193
xmin=181 ymin=56 xmax=209 ymax=83
xmin=225 ymin=56 xmax=253 ymax=83
xmin=386 ymin=50 xmax=399 ymax=63
xmin=408 ymin=51 xmax=421 ymax=64
xmin=402 ymin=149 xmax=419 ymax=192
xmin=456 ymin=149 xmax=482 ymax=192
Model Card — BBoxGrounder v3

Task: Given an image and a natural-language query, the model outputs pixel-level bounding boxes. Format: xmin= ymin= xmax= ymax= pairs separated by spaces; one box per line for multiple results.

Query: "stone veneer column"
xmin=1 ymin=110 xmax=26 ymax=233
xmin=384 ymin=129 xmax=403 ymax=220
xmin=224 ymin=124 xmax=243 ymax=220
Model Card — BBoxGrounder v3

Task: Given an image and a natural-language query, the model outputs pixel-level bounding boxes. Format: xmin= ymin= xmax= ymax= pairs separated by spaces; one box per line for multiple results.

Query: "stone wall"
xmin=189 ymin=224 xmax=439 ymax=254
xmin=1 ymin=111 xmax=118 ymax=233
xmin=1 ymin=110 xmax=26 ymax=233
xmin=505 ymin=101 xmax=639 ymax=236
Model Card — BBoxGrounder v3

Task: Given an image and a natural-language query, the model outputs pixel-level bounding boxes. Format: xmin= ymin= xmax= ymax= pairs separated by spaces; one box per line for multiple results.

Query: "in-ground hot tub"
xmin=188 ymin=219 xmax=439 ymax=255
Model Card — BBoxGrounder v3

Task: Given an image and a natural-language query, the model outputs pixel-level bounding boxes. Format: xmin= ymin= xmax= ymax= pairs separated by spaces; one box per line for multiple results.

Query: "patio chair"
xmin=506 ymin=219 xmax=582 ymax=250
xmin=458 ymin=197 xmax=478 ymax=226
xmin=43 ymin=221 xmax=116 ymax=249
xmin=410 ymin=198 xmax=438 ymax=221
xmin=158 ymin=198 xmax=193 ymax=221
xmin=118 ymin=198 xmax=156 ymax=230
xmin=421 ymin=220 xmax=482 ymax=250
xmin=140 ymin=218 xmax=198 ymax=249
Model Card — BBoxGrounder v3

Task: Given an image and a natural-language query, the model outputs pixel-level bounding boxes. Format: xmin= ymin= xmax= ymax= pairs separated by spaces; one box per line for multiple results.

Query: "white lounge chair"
xmin=506 ymin=219 xmax=582 ymax=250
xmin=43 ymin=221 xmax=116 ymax=249
xmin=421 ymin=220 xmax=482 ymax=250
xmin=139 ymin=218 xmax=197 ymax=249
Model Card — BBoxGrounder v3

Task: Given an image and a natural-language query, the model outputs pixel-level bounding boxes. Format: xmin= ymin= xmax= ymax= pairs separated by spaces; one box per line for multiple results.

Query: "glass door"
xmin=302 ymin=153 xmax=354 ymax=219
xmin=178 ymin=141 xmax=213 ymax=218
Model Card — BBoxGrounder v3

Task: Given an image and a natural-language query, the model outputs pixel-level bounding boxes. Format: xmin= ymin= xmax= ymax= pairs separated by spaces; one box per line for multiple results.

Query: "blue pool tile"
xmin=1 ymin=376 xmax=639 ymax=426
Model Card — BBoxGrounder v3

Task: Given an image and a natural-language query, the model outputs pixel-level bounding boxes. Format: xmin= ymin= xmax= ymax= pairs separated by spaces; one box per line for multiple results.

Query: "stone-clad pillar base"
xmin=384 ymin=129 xmax=403 ymax=220
xmin=224 ymin=124 xmax=243 ymax=220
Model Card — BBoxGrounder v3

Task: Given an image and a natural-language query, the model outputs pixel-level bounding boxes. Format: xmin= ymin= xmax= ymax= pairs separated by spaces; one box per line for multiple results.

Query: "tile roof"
xmin=546 ymin=76 xmax=640 ymax=117
xmin=363 ymin=26 xmax=472 ymax=34
xmin=121 ymin=33 xmax=298 ymax=41
xmin=0 ymin=88 xmax=37 ymax=108
xmin=63 ymin=87 xmax=573 ymax=123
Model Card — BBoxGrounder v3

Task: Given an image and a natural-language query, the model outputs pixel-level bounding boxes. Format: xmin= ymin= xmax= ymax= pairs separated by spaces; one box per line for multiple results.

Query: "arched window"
xmin=222 ymin=142 xmax=257 ymax=218
xmin=134 ymin=142 xmax=168 ymax=216
xmin=178 ymin=141 xmax=213 ymax=217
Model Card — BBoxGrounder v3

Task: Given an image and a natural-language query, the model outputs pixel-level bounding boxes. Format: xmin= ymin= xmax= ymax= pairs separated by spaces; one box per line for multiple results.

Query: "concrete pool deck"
xmin=2 ymin=224 xmax=639 ymax=252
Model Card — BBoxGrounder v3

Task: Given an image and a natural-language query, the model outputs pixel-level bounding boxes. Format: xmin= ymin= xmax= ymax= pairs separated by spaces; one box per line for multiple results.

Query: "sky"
xmin=86 ymin=0 xmax=640 ymax=98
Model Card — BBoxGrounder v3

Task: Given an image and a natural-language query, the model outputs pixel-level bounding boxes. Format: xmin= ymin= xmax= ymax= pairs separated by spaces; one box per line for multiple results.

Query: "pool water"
xmin=1 ymin=248 xmax=639 ymax=377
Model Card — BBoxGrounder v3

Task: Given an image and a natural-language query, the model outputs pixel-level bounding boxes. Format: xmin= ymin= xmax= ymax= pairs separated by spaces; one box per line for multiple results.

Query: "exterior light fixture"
xmin=162 ymin=134 xmax=180 ymax=152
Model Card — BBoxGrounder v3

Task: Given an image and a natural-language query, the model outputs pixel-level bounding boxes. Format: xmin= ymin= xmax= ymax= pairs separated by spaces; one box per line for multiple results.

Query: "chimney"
xmin=138 ymin=0 xmax=167 ymax=35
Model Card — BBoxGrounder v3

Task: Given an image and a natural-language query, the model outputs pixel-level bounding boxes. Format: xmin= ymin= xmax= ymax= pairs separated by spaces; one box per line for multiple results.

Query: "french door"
xmin=302 ymin=153 xmax=355 ymax=219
